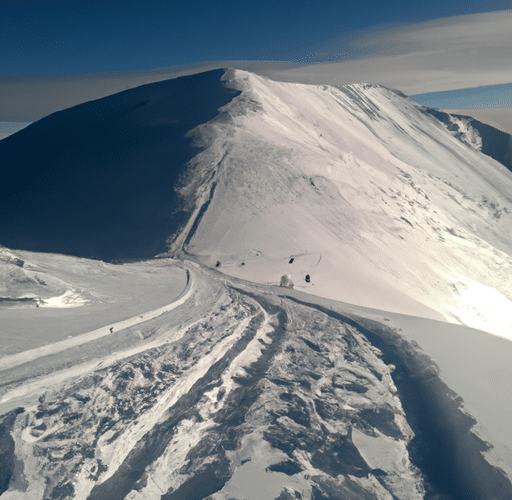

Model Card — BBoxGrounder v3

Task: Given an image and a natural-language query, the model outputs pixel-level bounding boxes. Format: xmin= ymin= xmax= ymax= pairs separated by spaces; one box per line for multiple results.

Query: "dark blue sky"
xmin=1 ymin=0 xmax=511 ymax=76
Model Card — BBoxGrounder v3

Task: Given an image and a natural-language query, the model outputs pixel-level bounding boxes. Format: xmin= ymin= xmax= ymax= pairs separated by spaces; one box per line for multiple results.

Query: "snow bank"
xmin=39 ymin=289 xmax=88 ymax=308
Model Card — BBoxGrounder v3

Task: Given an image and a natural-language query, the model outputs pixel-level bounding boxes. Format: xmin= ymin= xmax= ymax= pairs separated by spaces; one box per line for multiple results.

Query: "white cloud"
xmin=264 ymin=10 xmax=512 ymax=94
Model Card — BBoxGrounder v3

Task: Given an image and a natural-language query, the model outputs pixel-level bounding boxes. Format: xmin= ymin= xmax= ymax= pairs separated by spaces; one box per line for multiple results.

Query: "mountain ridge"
xmin=2 ymin=68 xmax=512 ymax=336
xmin=0 ymin=69 xmax=241 ymax=261
xmin=164 ymin=69 xmax=512 ymax=338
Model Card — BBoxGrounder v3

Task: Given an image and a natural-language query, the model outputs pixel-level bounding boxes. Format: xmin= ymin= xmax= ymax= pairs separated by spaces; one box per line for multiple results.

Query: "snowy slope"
xmin=3 ymin=257 xmax=511 ymax=500
xmin=2 ymin=69 xmax=512 ymax=499
xmin=171 ymin=69 xmax=512 ymax=340
xmin=0 ymin=69 xmax=241 ymax=261
xmin=0 ymin=258 xmax=418 ymax=499
xmin=0 ymin=247 xmax=188 ymax=355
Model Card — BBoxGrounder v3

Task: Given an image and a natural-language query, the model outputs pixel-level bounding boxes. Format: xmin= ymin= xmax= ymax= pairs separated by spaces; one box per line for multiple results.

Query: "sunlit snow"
xmin=446 ymin=282 xmax=512 ymax=340
xmin=173 ymin=69 xmax=512 ymax=341
xmin=39 ymin=289 xmax=88 ymax=308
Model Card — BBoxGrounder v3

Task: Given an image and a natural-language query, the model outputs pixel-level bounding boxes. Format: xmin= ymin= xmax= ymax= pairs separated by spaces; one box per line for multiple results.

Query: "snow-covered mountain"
xmin=168 ymin=69 xmax=512 ymax=339
xmin=0 ymin=69 xmax=241 ymax=261
xmin=1 ymin=69 xmax=512 ymax=500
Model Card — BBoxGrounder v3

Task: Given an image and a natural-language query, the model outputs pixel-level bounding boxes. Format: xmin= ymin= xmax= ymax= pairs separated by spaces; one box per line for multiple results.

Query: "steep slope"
xmin=0 ymin=69 xmax=240 ymax=261
xmin=170 ymin=69 xmax=512 ymax=339
xmin=425 ymin=108 xmax=512 ymax=174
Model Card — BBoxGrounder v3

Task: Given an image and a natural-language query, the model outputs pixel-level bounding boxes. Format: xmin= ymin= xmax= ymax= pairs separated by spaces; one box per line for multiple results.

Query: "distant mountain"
xmin=2 ymin=68 xmax=512 ymax=334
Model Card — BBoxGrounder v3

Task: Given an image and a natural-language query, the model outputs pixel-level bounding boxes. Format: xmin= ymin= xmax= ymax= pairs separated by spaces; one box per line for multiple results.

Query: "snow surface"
xmin=2 ymin=68 xmax=512 ymax=499
xmin=173 ymin=69 xmax=512 ymax=341
xmin=270 ymin=281 xmax=512 ymax=481
xmin=1 ymin=259 xmax=431 ymax=499
xmin=0 ymin=249 xmax=188 ymax=354
xmin=0 ymin=272 xmax=191 ymax=373
xmin=1 ymin=252 xmax=511 ymax=498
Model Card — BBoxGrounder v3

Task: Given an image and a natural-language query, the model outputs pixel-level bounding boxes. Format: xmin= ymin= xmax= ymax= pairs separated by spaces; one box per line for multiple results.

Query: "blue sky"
xmin=2 ymin=0 xmax=511 ymax=76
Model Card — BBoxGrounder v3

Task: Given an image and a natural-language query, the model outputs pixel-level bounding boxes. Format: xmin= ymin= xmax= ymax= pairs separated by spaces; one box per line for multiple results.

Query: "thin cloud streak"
xmin=268 ymin=10 xmax=512 ymax=94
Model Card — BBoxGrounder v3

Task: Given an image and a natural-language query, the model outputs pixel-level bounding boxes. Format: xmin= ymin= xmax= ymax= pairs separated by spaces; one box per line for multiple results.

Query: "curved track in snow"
xmin=0 ymin=271 xmax=192 ymax=374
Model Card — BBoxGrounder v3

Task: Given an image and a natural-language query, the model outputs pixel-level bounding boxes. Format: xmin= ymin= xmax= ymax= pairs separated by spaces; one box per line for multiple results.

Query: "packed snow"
xmin=1 ymin=260 xmax=436 ymax=499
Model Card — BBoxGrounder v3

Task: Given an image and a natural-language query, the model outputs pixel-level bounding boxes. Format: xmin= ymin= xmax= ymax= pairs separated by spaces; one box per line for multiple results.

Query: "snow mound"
xmin=39 ymin=289 xmax=88 ymax=308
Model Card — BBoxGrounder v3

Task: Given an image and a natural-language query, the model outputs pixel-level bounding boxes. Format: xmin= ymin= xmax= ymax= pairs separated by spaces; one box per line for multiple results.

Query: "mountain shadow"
xmin=0 ymin=69 xmax=240 ymax=261
xmin=426 ymin=108 xmax=512 ymax=174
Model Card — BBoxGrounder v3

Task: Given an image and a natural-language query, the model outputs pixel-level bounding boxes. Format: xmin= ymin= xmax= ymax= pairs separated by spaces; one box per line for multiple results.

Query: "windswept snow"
xmin=0 ymin=260 xmax=435 ymax=500
xmin=0 ymin=275 xmax=191 ymax=373
xmin=174 ymin=69 xmax=512 ymax=340
xmin=0 ymin=250 xmax=188 ymax=354
xmin=269 ymin=280 xmax=512 ymax=482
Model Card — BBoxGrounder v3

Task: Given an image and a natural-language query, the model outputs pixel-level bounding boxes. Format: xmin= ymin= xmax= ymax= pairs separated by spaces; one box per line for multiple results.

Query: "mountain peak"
xmin=1 ymin=68 xmax=511 ymax=338
xmin=170 ymin=69 xmax=512 ymax=338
